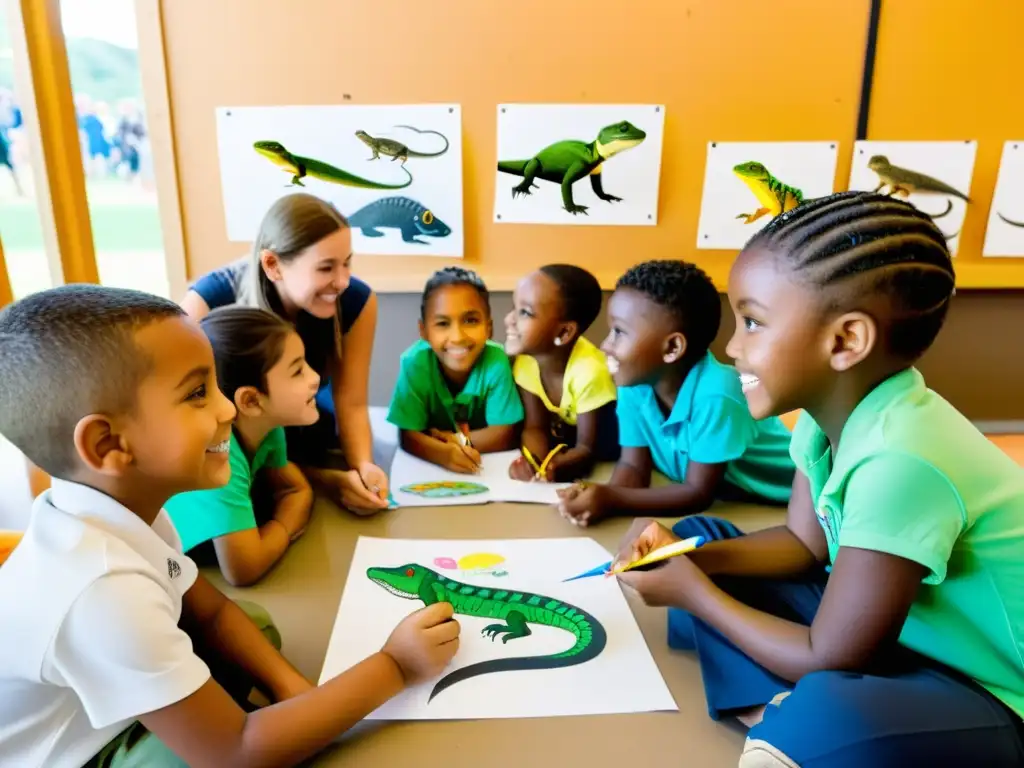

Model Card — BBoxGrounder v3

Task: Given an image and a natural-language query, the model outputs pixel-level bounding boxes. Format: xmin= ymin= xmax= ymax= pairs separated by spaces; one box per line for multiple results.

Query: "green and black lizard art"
xmin=367 ymin=563 xmax=606 ymax=702
xmin=253 ymin=140 xmax=412 ymax=189
xmin=355 ymin=125 xmax=450 ymax=165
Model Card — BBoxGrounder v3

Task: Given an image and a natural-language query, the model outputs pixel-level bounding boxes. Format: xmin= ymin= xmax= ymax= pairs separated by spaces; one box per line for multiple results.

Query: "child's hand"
xmin=613 ymin=518 xmax=680 ymax=570
xmin=616 ymin=551 xmax=709 ymax=609
xmin=335 ymin=469 xmax=389 ymax=515
xmin=508 ymin=455 xmax=536 ymax=482
xmin=358 ymin=461 xmax=390 ymax=502
xmin=445 ymin=443 xmax=482 ymax=473
xmin=382 ymin=602 xmax=461 ymax=685
xmin=428 ymin=428 xmax=459 ymax=444
xmin=555 ymin=482 xmax=610 ymax=527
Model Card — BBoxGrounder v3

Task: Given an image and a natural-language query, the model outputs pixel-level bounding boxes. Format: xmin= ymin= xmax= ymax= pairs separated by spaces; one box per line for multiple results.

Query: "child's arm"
xmin=510 ymin=387 xmax=551 ymax=480
xmin=466 ymin=423 xmax=518 ymax=453
xmin=544 ymin=401 xmax=618 ymax=481
xmin=400 ymin=428 xmax=482 ymax=473
xmin=142 ymin=575 xmax=459 ymax=767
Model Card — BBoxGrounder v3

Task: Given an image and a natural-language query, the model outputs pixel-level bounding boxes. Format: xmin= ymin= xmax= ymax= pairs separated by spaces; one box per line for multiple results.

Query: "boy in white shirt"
xmin=0 ymin=285 xmax=461 ymax=768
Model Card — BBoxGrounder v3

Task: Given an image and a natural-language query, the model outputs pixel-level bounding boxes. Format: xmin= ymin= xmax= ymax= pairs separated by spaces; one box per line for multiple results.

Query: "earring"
xmin=554 ymin=338 xmax=562 ymax=346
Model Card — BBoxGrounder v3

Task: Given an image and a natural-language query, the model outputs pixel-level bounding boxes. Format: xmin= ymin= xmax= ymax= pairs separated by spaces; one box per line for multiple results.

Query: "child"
xmin=615 ymin=192 xmax=1024 ymax=765
xmin=164 ymin=306 xmax=320 ymax=587
xmin=504 ymin=264 xmax=619 ymax=482
xmin=388 ymin=266 xmax=524 ymax=473
xmin=557 ymin=259 xmax=795 ymax=526
xmin=0 ymin=285 xmax=459 ymax=767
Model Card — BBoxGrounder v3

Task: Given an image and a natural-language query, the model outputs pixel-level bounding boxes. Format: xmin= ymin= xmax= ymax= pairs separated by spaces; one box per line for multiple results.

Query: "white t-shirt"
xmin=0 ymin=479 xmax=211 ymax=767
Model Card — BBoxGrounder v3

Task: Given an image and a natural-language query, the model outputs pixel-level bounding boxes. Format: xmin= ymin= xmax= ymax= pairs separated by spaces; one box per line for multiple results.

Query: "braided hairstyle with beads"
xmin=744 ymin=190 xmax=956 ymax=361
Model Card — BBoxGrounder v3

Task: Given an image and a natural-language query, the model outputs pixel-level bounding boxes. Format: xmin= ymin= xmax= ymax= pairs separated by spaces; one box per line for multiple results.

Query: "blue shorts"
xmin=668 ymin=516 xmax=1024 ymax=766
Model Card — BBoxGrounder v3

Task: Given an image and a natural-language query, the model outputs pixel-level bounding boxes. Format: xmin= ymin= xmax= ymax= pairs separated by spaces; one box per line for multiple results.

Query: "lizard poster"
xmin=983 ymin=140 xmax=1024 ymax=258
xmin=320 ymin=536 xmax=678 ymax=719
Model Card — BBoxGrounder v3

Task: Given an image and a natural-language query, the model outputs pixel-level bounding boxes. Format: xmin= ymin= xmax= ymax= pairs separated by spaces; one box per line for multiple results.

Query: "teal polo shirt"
xmin=164 ymin=427 xmax=287 ymax=553
xmin=387 ymin=339 xmax=524 ymax=432
xmin=616 ymin=351 xmax=795 ymax=503
xmin=791 ymin=366 xmax=1024 ymax=718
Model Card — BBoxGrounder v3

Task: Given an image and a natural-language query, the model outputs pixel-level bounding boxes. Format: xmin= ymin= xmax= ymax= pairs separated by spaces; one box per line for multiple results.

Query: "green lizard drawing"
xmin=253 ymin=140 xmax=412 ymax=189
xmin=355 ymin=125 xmax=450 ymax=165
xmin=497 ymin=120 xmax=646 ymax=215
xmin=367 ymin=563 xmax=606 ymax=702
xmin=732 ymin=161 xmax=805 ymax=224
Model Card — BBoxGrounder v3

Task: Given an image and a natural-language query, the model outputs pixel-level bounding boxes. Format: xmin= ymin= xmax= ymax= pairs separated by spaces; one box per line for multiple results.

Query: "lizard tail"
xmin=427 ymin=620 xmax=607 ymax=702
xmin=394 ymin=124 xmax=449 ymax=157
xmin=997 ymin=212 xmax=1024 ymax=228
xmin=497 ymin=159 xmax=529 ymax=176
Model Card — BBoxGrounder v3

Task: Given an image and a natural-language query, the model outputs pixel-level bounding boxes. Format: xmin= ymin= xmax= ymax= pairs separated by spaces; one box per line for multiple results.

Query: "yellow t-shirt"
xmin=512 ymin=336 xmax=617 ymax=426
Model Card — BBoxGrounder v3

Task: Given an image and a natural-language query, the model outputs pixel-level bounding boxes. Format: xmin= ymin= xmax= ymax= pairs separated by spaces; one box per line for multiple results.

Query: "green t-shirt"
xmin=790 ymin=367 xmax=1024 ymax=718
xmin=386 ymin=338 xmax=524 ymax=432
xmin=164 ymin=427 xmax=288 ymax=553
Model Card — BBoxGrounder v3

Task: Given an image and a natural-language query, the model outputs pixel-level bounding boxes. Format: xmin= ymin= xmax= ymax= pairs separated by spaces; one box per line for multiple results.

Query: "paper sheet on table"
xmin=320 ymin=535 xmax=678 ymax=720
xmin=388 ymin=448 xmax=571 ymax=507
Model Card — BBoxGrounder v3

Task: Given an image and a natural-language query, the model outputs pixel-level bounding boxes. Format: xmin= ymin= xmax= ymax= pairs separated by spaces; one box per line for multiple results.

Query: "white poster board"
xmin=215 ymin=104 xmax=464 ymax=257
xmin=388 ymin=448 xmax=570 ymax=507
xmin=696 ymin=141 xmax=839 ymax=249
xmin=493 ymin=103 xmax=665 ymax=225
xmin=848 ymin=140 xmax=977 ymax=256
xmin=320 ymin=535 xmax=678 ymax=720
xmin=983 ymin=141 xmax=1024 ymax=257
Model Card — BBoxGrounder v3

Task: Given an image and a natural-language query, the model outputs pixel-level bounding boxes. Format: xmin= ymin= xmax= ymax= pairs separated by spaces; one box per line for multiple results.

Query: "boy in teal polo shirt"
xmin=557 ymin=260 xmax=794 ymax=526
xmin=388 ymin=267 xmax=523 ymax=473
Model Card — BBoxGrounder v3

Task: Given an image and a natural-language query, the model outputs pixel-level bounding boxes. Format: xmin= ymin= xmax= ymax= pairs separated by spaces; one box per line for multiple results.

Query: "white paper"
xmin=388 ymin=448 xmax=570 ymax=507
xmin=848 ymin=140 xmax=977 ymax=256
xmin=215 ymin=104 xmax=464 ymax=257
xmin=320 ymin=536 xmax=678 ymax=720
xmin=983 ymin=141 xmax=1024 ymax=257
xmin=696 ymin=141 xmax=839 ymax=249
xmin=493 ymin=103 xmax=665 ymax=226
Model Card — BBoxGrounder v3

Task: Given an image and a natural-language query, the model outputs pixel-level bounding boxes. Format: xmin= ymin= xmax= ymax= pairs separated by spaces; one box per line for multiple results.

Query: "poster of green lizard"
xmin=318 ymin=536 xmax=678 ymax=720
xmin=493 ymin=104 xmax=665 ymax=226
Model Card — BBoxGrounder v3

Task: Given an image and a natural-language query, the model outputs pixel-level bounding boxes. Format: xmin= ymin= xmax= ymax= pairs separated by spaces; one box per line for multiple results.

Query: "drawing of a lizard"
xmin=253 ymin=140 xmax=412 ymax=189
xmin=497 ymin=120 xmax=646 ymax=215
xmin=867 ymin=155 xmax=971 ymax=203
xmin=732 ymin=161 xmax=804 ymax=224
xmin=355 ymin=125 xmax=450 ymax=165
xmin=367 ymin=563 xmax=606 ymax=701
xmin=349 ymin=196 xmax=451 ymax=244
xmin=997 ymin=212 xmax=1024 ymax=229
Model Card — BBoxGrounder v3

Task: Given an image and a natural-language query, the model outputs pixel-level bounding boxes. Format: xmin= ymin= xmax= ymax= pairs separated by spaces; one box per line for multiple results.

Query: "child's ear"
xmin=827 ymin=311 xmax=876 ymax=371
xmin=260 ymin=249 xmax=282 ymax=282
xmin=555 ymin=321 xmax=578 ymax=347
xmin=73 ymin=414 xmax=134 ymax=476
xmin=233 ymin=386 xmax=264 ymax=417
xmin=662 ymin=331 xmax=688 ymax=364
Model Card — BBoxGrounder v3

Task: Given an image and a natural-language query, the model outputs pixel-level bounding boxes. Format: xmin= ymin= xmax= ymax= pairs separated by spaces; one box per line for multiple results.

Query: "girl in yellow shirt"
xmin=504 ymin=265 xmax=619 ymax=482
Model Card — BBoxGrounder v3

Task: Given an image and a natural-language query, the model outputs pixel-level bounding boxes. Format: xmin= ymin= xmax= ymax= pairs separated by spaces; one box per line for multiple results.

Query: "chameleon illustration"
xmin=732 ymin=161 xmax=804 ymax=224
xmin=867 ymin=155 xmax=971 ymax=202
xmin=348 ymin=196 xmax=451 ymax=244
xmin=253 ymin=140 xmax=412 ymax=189
xmin=497 ymin=120 xmax=647 ymax=215
xmin=355 ymin=125 xmax=450 ymax=165
xmin=367 ymin=563 xmax=606 ymax=702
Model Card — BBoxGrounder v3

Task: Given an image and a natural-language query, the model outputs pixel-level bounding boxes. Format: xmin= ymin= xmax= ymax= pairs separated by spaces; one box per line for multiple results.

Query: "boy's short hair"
xmin=0 ymin=284 xmax=185 ymax=478
xmin=420 ymin=266 xmax=490 ymax=320
xmin=616 ymin=260 xmax=721 ymax=361
xmin=539 ymin=264 xmax=603 ymax=334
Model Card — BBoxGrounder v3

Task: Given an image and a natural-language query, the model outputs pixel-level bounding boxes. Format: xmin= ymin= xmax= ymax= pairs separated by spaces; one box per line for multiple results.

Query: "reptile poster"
xmin=848 ymin=140 xmax=978 ymax=256
xmin=215 ymin=104 xmax=464 ymax=257
xmin=493 ymin=103 xmax=665 ymax=226
xmin=696 ymin=141 xmax=839 ymax=250
xmin=320 ymin=535 xmax=678 ymax=720
xmin=983 ymin=141 xmax=1024 ymax=257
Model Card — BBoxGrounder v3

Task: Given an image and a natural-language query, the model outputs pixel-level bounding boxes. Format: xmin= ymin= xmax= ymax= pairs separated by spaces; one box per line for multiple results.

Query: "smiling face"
xmin=504 ymin=271 xmax=568 ymax=356
xmin=258 ymin=330 xmax=321 ymax=427
xmin=725 ymin=246 xmax=836 ymax=420
xmin=118 ymin=317 xmax=237 ymax=497
xmin=420 ymin=283 xmax=493 ymax=384
xmin=599 ymin=287 xmax=680 ymax=387
xmin=261 ymin=227 xmax=353 ymax=320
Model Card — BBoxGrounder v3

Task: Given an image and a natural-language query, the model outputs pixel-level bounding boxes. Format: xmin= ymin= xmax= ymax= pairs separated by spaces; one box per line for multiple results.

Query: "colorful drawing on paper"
xmin=215 ymin=104 xmax=464 ymax=257
xmin=399 ymin=480 xmax=489 ymax=498
xmin=433 ymin=552 xmax=509 ymax=578
xmin=847 ymin=140 xmax=977 ymax=256
xmin=366 ymin=563 xmax=606 ymax=702
xmin=732 ymin=161 xmax=805 ymax=224
xmin=493 ymin=104 xmax=665 ymax=226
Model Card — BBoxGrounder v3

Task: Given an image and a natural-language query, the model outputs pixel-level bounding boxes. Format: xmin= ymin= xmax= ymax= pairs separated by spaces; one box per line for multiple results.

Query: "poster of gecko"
xmin=696 ymin=141 xmax=840 ymax=250
xmin=215 ymin=104 xmax=464 ymax=257
xmin=847 ymin=140 xmax=977 ymax=257
xmin=492 ymin=103 xmax=665 ymax=226
xmin=983 ymin=141 xmax=1024 ymax=257
xmin=319 ymin=535 xmax=678 ymax=719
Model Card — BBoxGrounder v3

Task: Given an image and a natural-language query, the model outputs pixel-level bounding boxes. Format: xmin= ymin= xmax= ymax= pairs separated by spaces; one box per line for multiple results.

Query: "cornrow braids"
xmin=420 ymin=266 xmax=490 ymax=320
xmin=745 ymin=190 xmax=956 ymax=360
xmin=616 ymin=260 xmax=721 ymax=361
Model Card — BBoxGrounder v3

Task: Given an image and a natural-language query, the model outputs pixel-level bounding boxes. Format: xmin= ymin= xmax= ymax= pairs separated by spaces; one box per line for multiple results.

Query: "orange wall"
xmin=160 ymin=0 xmax=870 ymax=291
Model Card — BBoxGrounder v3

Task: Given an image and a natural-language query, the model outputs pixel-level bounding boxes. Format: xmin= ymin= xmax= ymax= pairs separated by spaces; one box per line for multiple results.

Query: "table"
xmin=206 ymin=498 xmax=785 ymax=767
